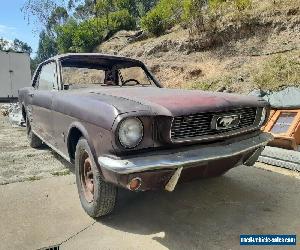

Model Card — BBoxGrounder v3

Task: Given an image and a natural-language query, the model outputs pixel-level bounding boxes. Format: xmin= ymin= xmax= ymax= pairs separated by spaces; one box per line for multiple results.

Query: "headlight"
xmin=118 ymin=118 xmax=143 ymax=148
xmin=259 ymin=107 xmax=267 ymax=126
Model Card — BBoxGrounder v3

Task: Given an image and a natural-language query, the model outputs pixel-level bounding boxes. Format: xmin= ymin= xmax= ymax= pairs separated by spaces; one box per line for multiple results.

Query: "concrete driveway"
xmin=1 ymin=165 xmax=299 ymax=250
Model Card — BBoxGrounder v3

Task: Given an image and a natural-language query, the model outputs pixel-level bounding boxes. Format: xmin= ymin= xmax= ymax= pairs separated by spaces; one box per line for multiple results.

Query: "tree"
xmin=136 ymin=0 xmax=159 ymax=17
xmin=36 ymin=30 xmax=58 ymax=62
xmin=22 ymin=0 xmax=59 ymax=32
xmin=47 ymin=6 xmax=69 ymax=34
xmin=73 ymin=1 xmax=95 ymax=20
xmin=12 ymin=39 xmax=33 ymax=54
xmin=56 ymin=18 xmax=78 ymax=53
xmin=67 ymin=0 xmax=79 ymax=10
xmin=0 ymin=37 xmax=32 ymax=54
xmin=69 ymin=0 xmax=98 ymax=20
xmin=95 ymin=0 xmax=116 ymax=26
xmin=115 ymin=0 xmax=138 ymax=16
xmin=0 ymin=38 xmax=9 ymax=50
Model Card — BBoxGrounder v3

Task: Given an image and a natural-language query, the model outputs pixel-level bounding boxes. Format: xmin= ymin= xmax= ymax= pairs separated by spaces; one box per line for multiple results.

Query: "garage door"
xmin=9 ymin=53 xmax=31 ymax=98
xmin=0 ymin=52 xmax=11 ymax=98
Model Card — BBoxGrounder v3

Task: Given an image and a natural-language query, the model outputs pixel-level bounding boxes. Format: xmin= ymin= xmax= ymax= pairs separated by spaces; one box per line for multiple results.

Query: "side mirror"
xmin=63 ymin=84 xmax=70 ymax=90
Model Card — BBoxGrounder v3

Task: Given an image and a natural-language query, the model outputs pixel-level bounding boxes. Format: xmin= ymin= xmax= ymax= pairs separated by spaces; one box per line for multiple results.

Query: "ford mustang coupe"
xmin=19 ymin=53 xmax=273 ymax=218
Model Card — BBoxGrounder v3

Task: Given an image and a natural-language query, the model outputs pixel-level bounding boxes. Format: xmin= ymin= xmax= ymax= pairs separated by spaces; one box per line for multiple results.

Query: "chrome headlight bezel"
xmin=259 ymin=107 xmax=268 ymax=126
xmin=118 ymin=117 xmax=144 ymax=149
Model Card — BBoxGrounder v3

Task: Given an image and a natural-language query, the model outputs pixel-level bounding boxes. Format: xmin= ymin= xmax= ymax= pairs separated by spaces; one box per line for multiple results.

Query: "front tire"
xmin=26 ymin=116 xmax=43 ymax=148
xmin=75 ymin=138 xmax=117 ymax=218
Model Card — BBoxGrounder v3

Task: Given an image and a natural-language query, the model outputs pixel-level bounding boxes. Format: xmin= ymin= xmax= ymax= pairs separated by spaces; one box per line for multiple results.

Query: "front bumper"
xmin=98 ymin=132 xmax=273 ymax=174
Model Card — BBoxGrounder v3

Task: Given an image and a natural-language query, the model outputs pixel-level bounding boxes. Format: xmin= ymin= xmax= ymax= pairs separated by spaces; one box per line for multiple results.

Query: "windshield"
xmin=61 ymin=63 xmax=156 ymax=88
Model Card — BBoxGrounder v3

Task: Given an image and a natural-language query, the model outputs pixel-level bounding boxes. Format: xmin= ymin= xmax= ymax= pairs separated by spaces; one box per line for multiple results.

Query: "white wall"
xmin=0 ymin=52 xmax=11 ymax=98
xmin=0 ymin=51 xmax=31 ymax=98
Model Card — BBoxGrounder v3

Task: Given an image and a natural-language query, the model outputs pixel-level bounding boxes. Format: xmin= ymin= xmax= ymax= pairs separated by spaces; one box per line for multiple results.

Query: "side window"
xmin=37 ymin=62 xmax=58 ymax=90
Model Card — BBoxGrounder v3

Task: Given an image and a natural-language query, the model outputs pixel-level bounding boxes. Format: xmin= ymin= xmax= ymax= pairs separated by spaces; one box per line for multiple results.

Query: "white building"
xmin=0 ymin=51 xmax=31 ymax=100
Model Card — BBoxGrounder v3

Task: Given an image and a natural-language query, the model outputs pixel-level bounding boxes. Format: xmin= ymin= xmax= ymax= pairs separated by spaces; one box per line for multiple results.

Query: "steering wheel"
xmin=122 ymin=79 xmax=141 ymax=86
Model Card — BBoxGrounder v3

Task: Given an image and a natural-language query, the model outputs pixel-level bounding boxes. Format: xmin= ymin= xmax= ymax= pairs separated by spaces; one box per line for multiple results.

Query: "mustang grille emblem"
xmin=183 ymin=117 xmax=194 ymax=124
xmin=214 ymin=114 xmax=240 ymax=130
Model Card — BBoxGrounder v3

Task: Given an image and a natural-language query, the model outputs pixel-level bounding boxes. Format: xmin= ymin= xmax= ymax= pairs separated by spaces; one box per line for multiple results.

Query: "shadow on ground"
xmin=97 ymin=166 xmax=300 ymax=249
xmin=50 ymin=150 xmax=75 ymax=174
xmin=34 ymin=145 xmax=299 ymax=249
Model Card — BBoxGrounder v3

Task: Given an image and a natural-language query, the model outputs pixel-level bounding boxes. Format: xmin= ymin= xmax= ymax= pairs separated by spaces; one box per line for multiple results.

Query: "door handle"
xmin=28 ymin=93 xmax=34 ymax=97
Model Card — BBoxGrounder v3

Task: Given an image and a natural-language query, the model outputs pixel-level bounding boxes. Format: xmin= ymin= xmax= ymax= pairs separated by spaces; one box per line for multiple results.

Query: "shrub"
xmin=208 ymin=0 xmax=251 ymax=11
xmin=141 ymin=9 xmax=167 ymax=36
xmin=141 ymin=0 xmax=182 ymax=36
xmin=56 ymin=19 xmax=78 ymax=53
xmin=182 ymin=0 xmax=207 ymax=32
xmin=190 ymin=81 xmax=213 ymax=90
xmin=72 ymin=19 xmax=105 ymax=52
xmin=56 ymin=10 xmax=136 ymax=53
xmin=108 ymin=9 xmax=136 ymax=33
xmin=182 ymin=0 xmax=252 ymax=34
xmin=208 ymin=0 xmax=226 ymax=11
xmin=234 ymin=0 xmax=252 ymax=11
xmin=253 ymin=54 xmax=300 ymax=91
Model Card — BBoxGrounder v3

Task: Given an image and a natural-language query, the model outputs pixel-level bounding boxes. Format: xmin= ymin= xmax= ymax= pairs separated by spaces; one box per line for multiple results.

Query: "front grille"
xmin=170 ymin=107 xmax=257 ymax=141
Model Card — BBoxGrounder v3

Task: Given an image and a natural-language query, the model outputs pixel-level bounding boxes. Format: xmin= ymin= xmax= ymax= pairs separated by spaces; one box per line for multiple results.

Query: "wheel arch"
xmin=67 ymin=122 xmax=99 ymax=167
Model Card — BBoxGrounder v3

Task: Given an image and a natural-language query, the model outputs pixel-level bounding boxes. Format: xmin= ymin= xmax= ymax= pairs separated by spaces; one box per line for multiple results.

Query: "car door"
xmin=29 ymin=61 xmax=59 ymax=143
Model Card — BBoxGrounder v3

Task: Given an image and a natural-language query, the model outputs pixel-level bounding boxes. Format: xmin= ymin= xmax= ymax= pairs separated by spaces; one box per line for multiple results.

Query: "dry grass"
xmin=251 ymin=50 xmax=300 ymax=91
xmin=95 ymin=0 xmax=300 ymax=93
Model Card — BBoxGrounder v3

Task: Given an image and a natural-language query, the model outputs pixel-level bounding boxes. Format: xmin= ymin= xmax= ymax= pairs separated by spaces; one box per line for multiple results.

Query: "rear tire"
xmin=26 ymin=116 xmax=43 ymax=148
xmin=75 ymin=138 xmax=117 ymax=218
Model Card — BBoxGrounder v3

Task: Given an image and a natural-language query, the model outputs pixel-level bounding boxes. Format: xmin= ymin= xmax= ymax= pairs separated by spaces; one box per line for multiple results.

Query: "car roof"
xmin=46 ymin=53 xmax=142 ymax=64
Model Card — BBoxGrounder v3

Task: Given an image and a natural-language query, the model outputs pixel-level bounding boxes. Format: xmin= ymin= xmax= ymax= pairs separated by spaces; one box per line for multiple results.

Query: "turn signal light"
xmin=128 ymin=177 xmax=142 ymax=191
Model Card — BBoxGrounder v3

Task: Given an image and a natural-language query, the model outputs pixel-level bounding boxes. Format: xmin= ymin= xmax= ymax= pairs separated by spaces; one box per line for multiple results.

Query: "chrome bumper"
xmin=98 ymin=133 xmax=273 ymax=174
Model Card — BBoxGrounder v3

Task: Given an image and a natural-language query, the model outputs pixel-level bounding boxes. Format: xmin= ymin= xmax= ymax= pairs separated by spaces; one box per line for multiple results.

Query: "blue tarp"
xmin=249 ymin=87 xmax=300 ymax=109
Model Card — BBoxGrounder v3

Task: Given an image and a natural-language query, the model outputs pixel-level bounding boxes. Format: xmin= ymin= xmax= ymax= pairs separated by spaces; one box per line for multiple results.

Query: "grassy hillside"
xmin=95 ymin=0 xmax=300 ymax=93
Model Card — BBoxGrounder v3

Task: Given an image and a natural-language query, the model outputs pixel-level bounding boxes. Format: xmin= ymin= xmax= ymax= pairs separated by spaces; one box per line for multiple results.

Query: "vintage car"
xmin=19 ymin=53 xmax=273 ymax=218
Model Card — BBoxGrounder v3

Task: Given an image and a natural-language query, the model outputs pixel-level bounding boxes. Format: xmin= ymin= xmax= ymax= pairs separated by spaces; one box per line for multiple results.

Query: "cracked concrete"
xmin=1 ymin=165 xmax=299 ymax=250
xmin=58 ymin=221 xmax=96 ymax=246
xmin=0 ymin=175 xmax=94 ymax=250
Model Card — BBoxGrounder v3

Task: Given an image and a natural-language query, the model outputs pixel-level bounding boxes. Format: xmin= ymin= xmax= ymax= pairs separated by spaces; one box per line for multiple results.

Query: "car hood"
xmin=76 ymin=87 xmax=266 ymax=116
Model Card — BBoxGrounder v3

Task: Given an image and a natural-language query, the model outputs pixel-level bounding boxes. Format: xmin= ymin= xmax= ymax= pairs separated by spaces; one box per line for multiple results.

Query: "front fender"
xmin=67 ymin=121 xmax=113 ymax=175
xmin=67 ymin=122 xmax=97 ymax=163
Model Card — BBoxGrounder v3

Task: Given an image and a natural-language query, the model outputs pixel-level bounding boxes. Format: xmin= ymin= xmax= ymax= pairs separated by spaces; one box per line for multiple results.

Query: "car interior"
xmin=60 ymin=57 xmax=155 ymax=88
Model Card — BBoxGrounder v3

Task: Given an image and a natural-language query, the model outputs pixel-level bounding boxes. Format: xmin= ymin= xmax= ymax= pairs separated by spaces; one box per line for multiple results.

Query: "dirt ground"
xmin=0 ymin=112 xmax=69 ymax=185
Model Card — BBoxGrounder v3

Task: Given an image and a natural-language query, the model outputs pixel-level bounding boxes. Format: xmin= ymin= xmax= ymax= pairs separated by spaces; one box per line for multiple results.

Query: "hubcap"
xmin=80 ymin=152 xmax=94 ymax=203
